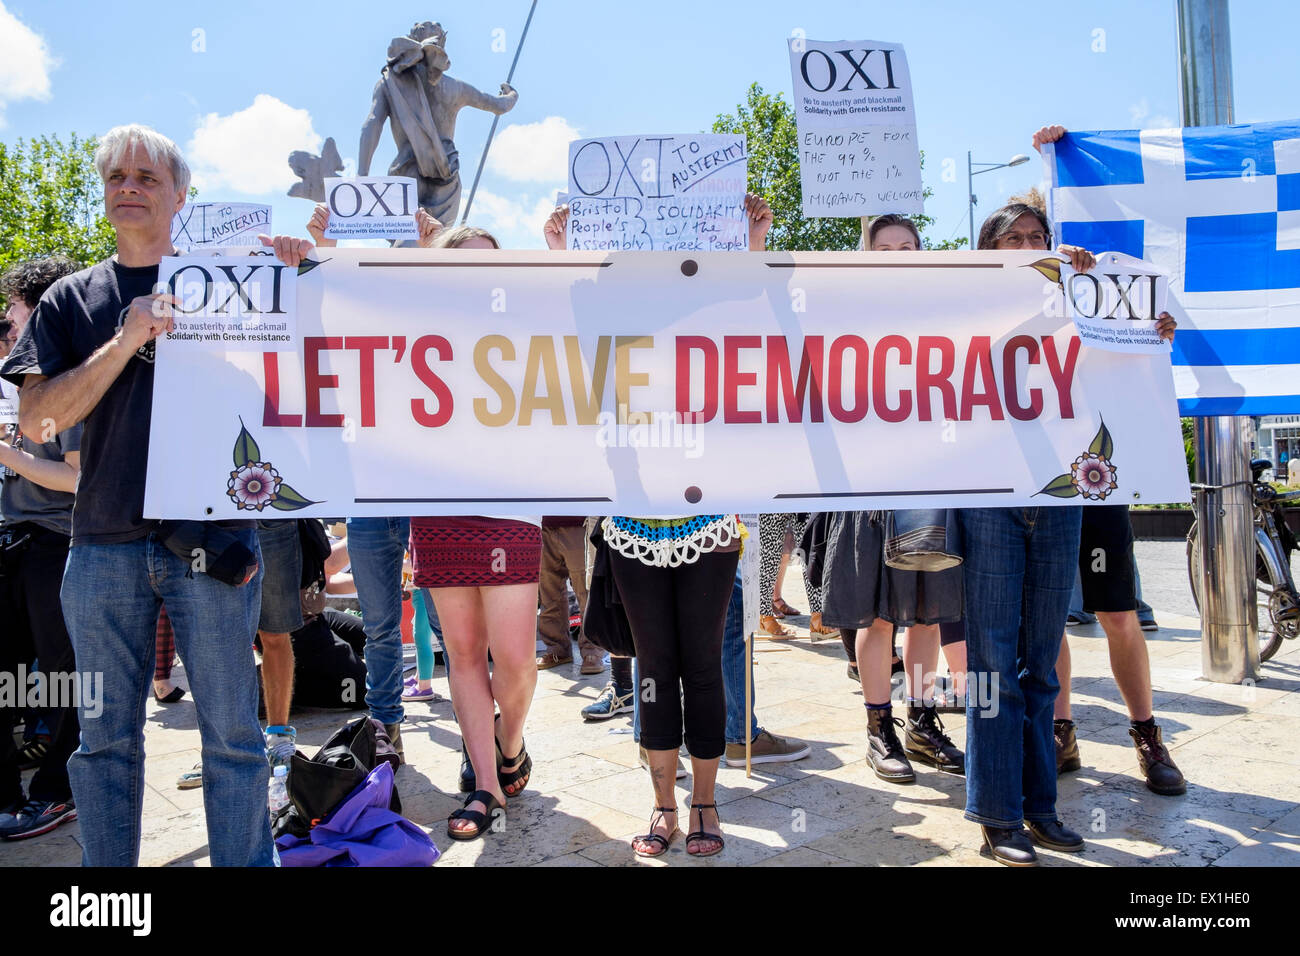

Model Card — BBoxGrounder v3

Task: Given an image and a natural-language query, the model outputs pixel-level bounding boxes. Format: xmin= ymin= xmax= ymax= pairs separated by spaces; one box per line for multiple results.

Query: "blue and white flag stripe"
xmin=1045 ymin=120 xmax=1300 ymax=415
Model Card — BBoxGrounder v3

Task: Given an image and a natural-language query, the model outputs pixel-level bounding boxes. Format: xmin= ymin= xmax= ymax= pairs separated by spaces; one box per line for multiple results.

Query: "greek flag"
xmin=1044 ymin=120 xmax=1300 ymax=415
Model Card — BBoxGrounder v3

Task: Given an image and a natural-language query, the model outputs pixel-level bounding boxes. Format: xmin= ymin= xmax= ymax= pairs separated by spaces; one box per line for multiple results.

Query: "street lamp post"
xmin=967 ymin=151 xmax=1031 ymax=247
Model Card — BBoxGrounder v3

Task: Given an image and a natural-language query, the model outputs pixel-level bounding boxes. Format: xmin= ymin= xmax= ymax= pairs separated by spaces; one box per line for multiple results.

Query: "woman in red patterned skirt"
xmin=409 ymin=227 xmax=543 ymax=841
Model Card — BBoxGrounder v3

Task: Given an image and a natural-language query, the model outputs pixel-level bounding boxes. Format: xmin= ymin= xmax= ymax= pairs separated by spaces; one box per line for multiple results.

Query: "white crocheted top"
xmin=601 ymin=514 xmax=743 ymax=568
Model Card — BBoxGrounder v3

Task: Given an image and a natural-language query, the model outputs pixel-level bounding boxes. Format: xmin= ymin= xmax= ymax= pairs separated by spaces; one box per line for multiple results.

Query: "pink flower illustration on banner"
xmin=1035 ymin=416 xmax=1118 ymax=501
xmin=1071 ymin=453 xmax=1118 ymax=500
xmin=224 ymin=418 xmax=319 ymax=512
xmin=227 ymin=461 xmax=283 ymax=511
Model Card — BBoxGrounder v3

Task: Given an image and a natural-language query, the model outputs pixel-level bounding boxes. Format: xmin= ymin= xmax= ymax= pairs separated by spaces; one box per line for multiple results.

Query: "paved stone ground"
xmin=4 ymin=539 xmax=1298 ymax=867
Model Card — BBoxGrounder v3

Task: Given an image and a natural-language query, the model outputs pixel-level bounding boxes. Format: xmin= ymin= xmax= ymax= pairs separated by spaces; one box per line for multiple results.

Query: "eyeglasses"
xmin=997 ymin=230 xmax=1049 ymax=249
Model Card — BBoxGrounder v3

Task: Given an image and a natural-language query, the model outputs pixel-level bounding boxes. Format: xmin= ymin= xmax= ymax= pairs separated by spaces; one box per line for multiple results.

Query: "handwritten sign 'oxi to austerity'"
xmin=566 ymin=134 xmax=748 ymax=252
xmin=171 ymin=202 xmax=272 ymax=251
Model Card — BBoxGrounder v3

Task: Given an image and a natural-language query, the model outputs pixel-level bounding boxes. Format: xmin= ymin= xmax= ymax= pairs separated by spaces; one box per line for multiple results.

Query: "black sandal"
xmin=632 ymin=806 xmax=680 ymax=858
xmin=686 ymin=802 xmax=724 ymax=857
xmin=446 ymin=789 xmax=505 ymax=841
xmin=496 ymin=731 xmax=533 ymax=798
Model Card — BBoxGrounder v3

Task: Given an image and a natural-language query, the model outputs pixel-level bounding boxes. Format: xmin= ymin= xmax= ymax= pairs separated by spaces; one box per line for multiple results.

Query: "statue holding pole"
xmin=287 ymin=19 xmax=520 ymax=226
xmin=357 ymin=20 xmax=518 ymax=226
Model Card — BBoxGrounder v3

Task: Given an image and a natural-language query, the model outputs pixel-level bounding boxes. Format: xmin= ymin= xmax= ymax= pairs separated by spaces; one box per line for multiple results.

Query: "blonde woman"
xmin=407 ymin=227 xmax=542 ymax=842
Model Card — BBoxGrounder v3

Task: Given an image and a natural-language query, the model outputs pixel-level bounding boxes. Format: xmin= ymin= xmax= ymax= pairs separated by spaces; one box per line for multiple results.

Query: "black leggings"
xmin=610 ymin=547 xmax=738 ymax=759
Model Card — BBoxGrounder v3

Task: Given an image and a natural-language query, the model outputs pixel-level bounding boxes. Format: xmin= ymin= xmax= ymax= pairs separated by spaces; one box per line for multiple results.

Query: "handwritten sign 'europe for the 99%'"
xmin=565 ymin=134 xmax=749 ymax=252
xmin=787 ymin=38 xmax=924 ymax=218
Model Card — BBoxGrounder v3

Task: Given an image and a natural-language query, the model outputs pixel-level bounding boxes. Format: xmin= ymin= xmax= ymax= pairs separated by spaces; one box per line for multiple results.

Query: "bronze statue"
xmin=358 ymin=20 xmax=518 ymax=225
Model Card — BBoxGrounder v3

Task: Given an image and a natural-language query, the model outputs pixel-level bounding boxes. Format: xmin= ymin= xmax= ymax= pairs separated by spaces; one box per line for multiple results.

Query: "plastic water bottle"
xmin=268 ymin=765 xmax=289 ymax=817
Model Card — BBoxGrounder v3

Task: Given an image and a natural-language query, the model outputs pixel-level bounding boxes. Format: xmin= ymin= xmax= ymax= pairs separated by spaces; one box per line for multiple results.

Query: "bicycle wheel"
xmin=1186 ymin=520 xmax=1285 ymax=662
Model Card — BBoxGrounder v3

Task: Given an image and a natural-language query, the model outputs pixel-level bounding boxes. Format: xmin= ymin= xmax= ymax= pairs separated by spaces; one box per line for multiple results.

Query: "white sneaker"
xmin=265 ymin=727 xmax=297 ymax=770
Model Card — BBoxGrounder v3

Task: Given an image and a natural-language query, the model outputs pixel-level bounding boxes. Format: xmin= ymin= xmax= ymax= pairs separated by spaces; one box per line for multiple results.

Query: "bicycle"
xmin=1186 ymin=458 xmax=1300 ymax=662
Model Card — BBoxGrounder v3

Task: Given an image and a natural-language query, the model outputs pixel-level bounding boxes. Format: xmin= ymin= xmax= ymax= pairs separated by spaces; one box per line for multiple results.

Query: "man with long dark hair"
xmin=0 ymin=255 xmax=82 ymax=840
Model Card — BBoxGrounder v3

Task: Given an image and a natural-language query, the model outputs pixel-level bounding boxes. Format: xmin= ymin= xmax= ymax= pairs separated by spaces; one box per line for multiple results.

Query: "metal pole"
xmin=967 ymin=151 xmax=975 ymax=248
xmin=1179 ymin=0 xmax=1257 ymax=682
xmin=745 ymin=631 xmax=753 ymax=778
xmin=461 ymin=0 xmax=538 ymax=224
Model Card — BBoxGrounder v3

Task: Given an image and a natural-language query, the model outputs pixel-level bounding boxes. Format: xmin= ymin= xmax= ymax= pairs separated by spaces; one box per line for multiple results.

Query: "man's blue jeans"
xmin=60 ymin=532 xmax=274 ymax=866
xmin=721 ymin=571 xmax=759 ymax=745
xmin=635 ymin=571 xmax=757 ymax=746
xmin=1067 ymin=571 xmax=1096 ymax=624
xmin=957 ymin=507 xmax=1081 ymax=830
xmin=346 ymin=517 xmax=408 ymax=726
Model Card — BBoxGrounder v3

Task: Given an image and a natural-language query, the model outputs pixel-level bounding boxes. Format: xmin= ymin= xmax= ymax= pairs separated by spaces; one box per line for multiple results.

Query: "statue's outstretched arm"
xmin=457 ymin=76 xmax=519 ymax=116
xmin=358 ymin=80 xmax=389 ymax=176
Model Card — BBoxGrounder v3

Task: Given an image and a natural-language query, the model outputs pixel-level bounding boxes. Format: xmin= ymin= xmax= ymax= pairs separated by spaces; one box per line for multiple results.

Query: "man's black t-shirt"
xmin=1 ymin=258 xmax=168 ymax=545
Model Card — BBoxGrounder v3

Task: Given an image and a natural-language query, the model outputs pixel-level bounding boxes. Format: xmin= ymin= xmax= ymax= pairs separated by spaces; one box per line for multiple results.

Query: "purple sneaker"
xmin=402 ymin=684 xmax=443 ymax=703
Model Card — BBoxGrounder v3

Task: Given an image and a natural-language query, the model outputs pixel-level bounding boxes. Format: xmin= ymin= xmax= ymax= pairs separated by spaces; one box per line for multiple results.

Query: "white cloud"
xmin=0 ymin=2 xmax=56 ymax=127
xmin=1129 ymin=99 xmax=1175 ymax=131
xmin=466 ymin=190 xmax=557 ymax=249
xmin=488 ymin=116 xmax=580 ymax=183
xmin=186 ymin=94 xmax=322 ymax=196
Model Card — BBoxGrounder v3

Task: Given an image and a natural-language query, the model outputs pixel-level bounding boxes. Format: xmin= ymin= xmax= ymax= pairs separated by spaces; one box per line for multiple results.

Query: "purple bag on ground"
xmin=276 ymin=762 xmax=439 ymax=867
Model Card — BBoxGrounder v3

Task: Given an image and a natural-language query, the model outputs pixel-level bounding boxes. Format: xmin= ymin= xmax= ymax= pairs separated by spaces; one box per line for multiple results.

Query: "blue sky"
xmin=1 ymin=0 xmax=1295 ymax=250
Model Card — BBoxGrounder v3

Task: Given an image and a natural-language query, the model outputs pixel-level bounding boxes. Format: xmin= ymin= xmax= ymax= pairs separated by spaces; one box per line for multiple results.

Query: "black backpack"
xmin=272 ymin=716 xmax=402 ymax=840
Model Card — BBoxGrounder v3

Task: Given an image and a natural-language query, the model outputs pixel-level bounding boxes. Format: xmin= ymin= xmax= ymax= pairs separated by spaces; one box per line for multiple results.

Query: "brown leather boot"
xmin=383 ymin=722 xmax=404 ymax=765
xmin=1054 ymin=718 xmax=1080 ymax=774
xmin=865 ymin=705 xmax=915 ymax=783
xmin=905 ymin=704 xmax=964 ymax=775
xmin=1129 ymin=720 xmax=1186 ymax=795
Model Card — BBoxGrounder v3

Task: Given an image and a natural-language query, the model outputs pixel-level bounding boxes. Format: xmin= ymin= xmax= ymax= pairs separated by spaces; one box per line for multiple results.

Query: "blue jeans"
xmin=957 ymin=507 xmax=1081 ymax=830
xmin=634 ymin=571 xmax=759 ymax=746
xmin=346 ymin=517 xmax=409 ymax=725
xmin=1134 ymin=564 xmax=1153 ymax=619
xmin=721 ymin=571 xmax=759 ymax=745
xmin=60 ymin=532 xmax=273 ymax=866
xmin=1067 ymin=571 xmax=1096 ymax=624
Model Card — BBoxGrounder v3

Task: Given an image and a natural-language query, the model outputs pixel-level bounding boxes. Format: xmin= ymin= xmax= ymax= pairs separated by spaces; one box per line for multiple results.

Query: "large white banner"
xmin=143 ymin=249 xmax=1190 ymax=520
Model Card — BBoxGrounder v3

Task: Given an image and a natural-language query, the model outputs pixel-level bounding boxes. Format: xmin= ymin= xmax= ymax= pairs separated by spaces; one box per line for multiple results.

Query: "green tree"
xmin=712 ymin=83 xmax=966 ymax=252
xmin=0 ymin=134 xmax=117 ymax=288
